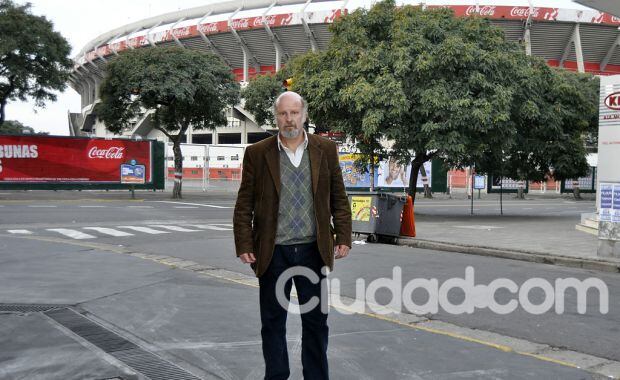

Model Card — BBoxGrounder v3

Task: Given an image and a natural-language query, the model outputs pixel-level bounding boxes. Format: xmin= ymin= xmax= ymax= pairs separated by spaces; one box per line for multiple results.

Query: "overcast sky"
xmin=7 ymin=0 xmax=592 ymax=136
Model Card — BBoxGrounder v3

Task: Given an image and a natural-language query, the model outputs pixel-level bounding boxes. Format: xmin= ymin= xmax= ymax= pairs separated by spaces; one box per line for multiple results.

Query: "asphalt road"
xmin=0 ymin=193 xmax=614 ymax=379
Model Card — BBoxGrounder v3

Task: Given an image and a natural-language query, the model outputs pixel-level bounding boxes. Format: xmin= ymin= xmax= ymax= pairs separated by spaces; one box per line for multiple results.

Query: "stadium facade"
xmin=69 ymin=0 xmax=620 ymax=142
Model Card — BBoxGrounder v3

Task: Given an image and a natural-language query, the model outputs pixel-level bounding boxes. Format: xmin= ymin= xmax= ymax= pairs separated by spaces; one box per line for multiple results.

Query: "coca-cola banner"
xmin=0 ymin=135 xmax=152 ymax=183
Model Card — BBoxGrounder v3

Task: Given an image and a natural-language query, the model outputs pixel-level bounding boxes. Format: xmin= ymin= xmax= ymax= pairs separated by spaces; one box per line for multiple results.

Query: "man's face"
xmin=276 ymin=94 xmax=306 ymax=139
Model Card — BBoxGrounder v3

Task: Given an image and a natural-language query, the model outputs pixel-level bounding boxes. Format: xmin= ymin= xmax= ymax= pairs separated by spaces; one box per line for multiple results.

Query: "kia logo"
xmin=604 ymin=92 xmax=620 ymax=110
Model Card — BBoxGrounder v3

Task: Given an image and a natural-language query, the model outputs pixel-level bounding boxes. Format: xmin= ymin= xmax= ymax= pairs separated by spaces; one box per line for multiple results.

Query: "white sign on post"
xmin=597 ymin=76 xmax=620 ymax=256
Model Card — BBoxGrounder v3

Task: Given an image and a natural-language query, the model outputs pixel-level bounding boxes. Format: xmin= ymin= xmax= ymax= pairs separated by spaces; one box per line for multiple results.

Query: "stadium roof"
xmin=574 ymin=0 xmax=620 ymax=17
xmin=70 ymin=0 xmax=620 ymax=97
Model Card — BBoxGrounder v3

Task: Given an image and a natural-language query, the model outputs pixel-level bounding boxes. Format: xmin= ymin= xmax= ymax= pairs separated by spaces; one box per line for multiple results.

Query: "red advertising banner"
xmin=0 ymin=135 xmax=152 ymax=183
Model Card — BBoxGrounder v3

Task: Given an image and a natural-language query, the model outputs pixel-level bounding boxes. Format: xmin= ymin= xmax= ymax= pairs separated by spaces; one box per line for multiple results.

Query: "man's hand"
xmin=334 ymin=245 xmax=350 ymax=259
xmin=239 ymin=253 xmax=256 ymax=264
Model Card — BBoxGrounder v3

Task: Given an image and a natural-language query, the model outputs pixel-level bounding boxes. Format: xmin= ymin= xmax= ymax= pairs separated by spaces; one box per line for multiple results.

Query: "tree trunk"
xmin=172 ymin=141 xmax=183 ymax=199
xmin=369 ymin=155 xmax=375 ymax=192
xmin=408 ymin=160 xmax=423 ymax=203
xmin=0 ymin=99 xmax=6 ymax=126
xmin=420 ymin=164 xmax=432 ymax=198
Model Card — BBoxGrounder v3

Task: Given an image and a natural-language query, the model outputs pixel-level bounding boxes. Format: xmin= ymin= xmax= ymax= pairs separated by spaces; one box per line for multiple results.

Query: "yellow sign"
xmin=351 ymin=196 xmax=372 ymax=222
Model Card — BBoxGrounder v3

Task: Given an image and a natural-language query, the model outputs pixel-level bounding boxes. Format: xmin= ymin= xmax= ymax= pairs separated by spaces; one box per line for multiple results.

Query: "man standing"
xmin=233 ymin=91 xmax=352 ymax=380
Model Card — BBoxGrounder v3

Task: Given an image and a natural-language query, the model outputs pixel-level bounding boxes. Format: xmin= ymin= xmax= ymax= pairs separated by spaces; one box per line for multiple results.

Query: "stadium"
xmin=68 ymin=0 xmax=620 ymax=143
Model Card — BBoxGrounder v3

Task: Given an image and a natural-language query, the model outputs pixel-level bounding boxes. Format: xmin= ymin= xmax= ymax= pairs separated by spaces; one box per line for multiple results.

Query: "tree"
xmin=290 ymin=1 xmax=524 ymax=200
xmin=480 ymin=59 xmax=599 ymax=199
xmin=96 ymin=47 xmax=239 ymax=199
xmin=0 ymin=0 xmax=72 ymax=126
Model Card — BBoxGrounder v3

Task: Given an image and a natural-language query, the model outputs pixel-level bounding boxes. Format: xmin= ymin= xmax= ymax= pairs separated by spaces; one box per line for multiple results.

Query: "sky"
xmin=6 ymin=0 xmax=593 ymax=136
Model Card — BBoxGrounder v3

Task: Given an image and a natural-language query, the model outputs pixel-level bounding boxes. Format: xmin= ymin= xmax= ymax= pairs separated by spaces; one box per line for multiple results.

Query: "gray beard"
xmin=281 ymin=129 xmax=301 ymax=139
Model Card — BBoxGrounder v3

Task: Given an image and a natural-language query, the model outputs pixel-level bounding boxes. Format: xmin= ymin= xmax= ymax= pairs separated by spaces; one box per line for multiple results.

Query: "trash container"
xmin=348 ymin=191 xmax=407 ymax=242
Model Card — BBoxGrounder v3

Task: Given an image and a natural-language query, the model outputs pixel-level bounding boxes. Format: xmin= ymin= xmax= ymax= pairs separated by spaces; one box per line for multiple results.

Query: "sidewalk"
xmin=396 ymin=195 xmax=620 ymax=273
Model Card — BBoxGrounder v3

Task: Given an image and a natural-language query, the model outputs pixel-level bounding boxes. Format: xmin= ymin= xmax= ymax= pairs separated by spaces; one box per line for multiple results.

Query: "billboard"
xmin=0 ymin=135 xmax=153 ymax=184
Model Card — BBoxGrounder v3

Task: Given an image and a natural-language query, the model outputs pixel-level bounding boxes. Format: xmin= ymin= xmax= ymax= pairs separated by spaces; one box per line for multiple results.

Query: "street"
xmin=0 ymin=192 xmax=616 ymax=379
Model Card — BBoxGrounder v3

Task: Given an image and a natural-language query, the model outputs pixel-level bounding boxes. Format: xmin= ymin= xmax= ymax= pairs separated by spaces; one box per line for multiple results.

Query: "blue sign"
xmin=600 ymin=183 xmax=613 ymax=222
xmin=474 ymin=175 xmax=486 ymax=190
xmin=613 ymin=185 xmax=620 ymax=223
xmin=120 ymin=164 xmax=146 ymax=184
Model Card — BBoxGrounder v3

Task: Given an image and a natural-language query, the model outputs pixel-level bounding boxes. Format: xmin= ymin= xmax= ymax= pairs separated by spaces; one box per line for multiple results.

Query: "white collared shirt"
xmin=277 ymin=131 xmax=308 ymax=168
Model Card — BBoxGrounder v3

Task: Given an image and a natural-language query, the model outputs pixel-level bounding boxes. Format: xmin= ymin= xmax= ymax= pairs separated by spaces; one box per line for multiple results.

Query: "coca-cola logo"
xmin=605 ymin=92 xmax=620 ymax=110
xmin=199 ymin=23 xmax=218 ymax=34
xmin=510 ymin=7 xmax=539 ymax=18
xmin=613 ymin=16 xmax=620 ymax=23
xmin=465 ymin=5 xmax=496 ymax=17
xmin=88 ymin=147 xmax=125 ymax=159
xmin=172 ymin=27 xmax=190 ymax=37
xmin=253 ymin=15 xmax=276 ymax=27
xmin=231 ymin=18 xmax=249 ymax=29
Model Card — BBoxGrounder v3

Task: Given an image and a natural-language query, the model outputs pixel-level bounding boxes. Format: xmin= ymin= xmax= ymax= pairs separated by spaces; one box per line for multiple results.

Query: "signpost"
xmin=120 ymin=161 xmax=146 ymax=199
xmin=474 ymin=175 xmax=485 ymax=199
xmin=596 ymin=75 xmax=620 ymax=257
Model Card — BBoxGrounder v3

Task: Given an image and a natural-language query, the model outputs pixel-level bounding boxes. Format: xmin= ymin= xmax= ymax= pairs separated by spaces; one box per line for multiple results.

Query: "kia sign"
xmin=0 ymin=135 xmax=152 ymax=184
xmin=604 ymin=92 xmax=620 ymax=111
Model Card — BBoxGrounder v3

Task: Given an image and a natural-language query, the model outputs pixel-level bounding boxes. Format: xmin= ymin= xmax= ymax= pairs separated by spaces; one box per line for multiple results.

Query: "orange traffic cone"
xmin=400 ymin=195 xmax=416 ymax=237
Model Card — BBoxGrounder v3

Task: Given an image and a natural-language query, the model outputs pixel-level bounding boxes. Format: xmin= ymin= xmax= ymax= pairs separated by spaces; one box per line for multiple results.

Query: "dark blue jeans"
xmin=259 ymin=242 xmax=329 ymax=380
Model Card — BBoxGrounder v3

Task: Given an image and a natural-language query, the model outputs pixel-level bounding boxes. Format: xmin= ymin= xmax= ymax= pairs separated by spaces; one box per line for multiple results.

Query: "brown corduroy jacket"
xmin=233 ymin=134 xmax=352 ymax=277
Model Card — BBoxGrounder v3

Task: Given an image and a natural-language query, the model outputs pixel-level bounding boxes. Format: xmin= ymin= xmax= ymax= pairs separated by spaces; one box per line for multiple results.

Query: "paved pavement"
xmin=0 ymin=190 xmax=618 ymax=379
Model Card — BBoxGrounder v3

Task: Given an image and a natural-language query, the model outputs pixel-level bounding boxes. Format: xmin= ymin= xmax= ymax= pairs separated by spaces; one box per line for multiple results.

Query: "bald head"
xmin=274 ymin=91 xmax=308 ymax=122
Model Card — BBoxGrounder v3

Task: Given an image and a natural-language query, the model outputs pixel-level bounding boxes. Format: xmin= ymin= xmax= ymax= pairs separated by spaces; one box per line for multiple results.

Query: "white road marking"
xmin=191 ymin=224 xmax=233 ymax=231
xmin=210 ymin=223 xmax=233 ymax=227
xmin=174 ymin=206 xmax=199 ymax=209
xmin=47 ymin=228 xmax=96 ymax=240
xmin=150 ymin=225 xmax=202 ymax=232
xmin=118 ymin=226 xmax=170 ymax=234
xmin=152 ymin=201 xmax=232 ymax=209
xmin=453 ymin=225 xmax=504 ymax=230
xmin=83 ymin=227 xmax=134 ymax=237
xmin=28 ymin=205 xmax=57 ymax=208
xmin=7 ymin=229 xmax=32 ymax=234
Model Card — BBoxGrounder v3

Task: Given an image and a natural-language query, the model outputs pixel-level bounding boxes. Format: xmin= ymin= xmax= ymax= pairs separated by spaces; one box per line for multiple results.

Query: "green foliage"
xmin=286 ymin=0 xmax=597 ymax=187
xmin=0 ymin=119 xmax=31 ymax=134
xmin=241 ymin=68 xmax=291 ymax=127
xmin=490 ymin=60 xmax=599 ymax=181
xmin=288 ymin=0 xmax=526 ymax=185
xmin=96 ymin=47 xmax=239 ymax=141
xmin=0 ymin=0 xmax=72 ymax=125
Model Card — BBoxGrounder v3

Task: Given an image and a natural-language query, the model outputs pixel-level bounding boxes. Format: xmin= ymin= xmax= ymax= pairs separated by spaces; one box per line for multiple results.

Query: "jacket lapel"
xmin=308 ymin=135 xmax=322 ymax=195
xmin=264 ymin=137 xmax=281 ymax=196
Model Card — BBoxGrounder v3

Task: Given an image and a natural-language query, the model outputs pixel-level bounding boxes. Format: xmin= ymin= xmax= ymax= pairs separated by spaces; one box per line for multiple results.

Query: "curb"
xmin=396 ymin=238 xmax=620 ymax=273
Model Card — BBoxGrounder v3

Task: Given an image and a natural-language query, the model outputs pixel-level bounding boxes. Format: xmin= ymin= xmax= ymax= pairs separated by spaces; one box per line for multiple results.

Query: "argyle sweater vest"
xmin=275 ymin=149 xmax=317 ymax=245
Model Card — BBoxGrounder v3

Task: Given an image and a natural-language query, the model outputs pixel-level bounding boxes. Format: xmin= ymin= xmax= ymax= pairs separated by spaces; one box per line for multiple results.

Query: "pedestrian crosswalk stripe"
xmin=47 ymin=228 xmax=96 ymax=240
xmin=83 ymin=227 xmax=134 ymax=237
xmin=190 ymin=224 xmax=232 ymax=231
xmin=210 ymin=223 xmax=234 ymax=228
xmin=7 ymin=229 xmax=32 ymax=234
xmin=149 ymin=225 xmax=202 ymax=232
xmin=117 ymin=226 xmax=170 ymax=234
